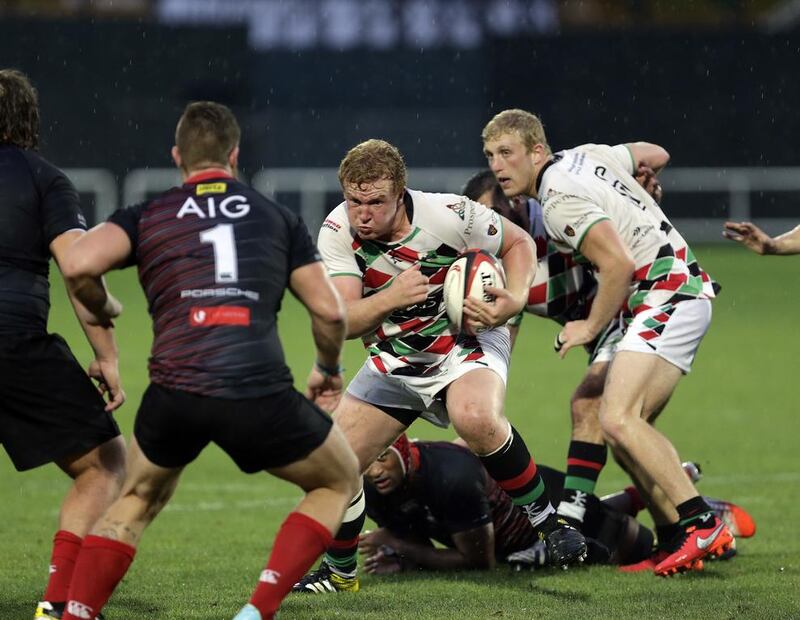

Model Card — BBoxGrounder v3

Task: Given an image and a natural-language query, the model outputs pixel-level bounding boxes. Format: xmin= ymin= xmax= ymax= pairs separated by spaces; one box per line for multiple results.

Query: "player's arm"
xmin=626 ymin=142 xmax=670 ymax=173
xmin=723 ymin=221 xmax=800 ymax=255
xmin=290 ymin=262 xmax=348 ymax=411
xmin=463 ymin=216 xmax=536 ymax=331
xmin=52 ymin=228 xmax=127 ymax=411
xmin=556 ymin=221 xmax=634 ymax=358
xmin=332 ymin=268 xmax=429 ymax=339
xmin=361 ymin=524 xmax=495 ymax=572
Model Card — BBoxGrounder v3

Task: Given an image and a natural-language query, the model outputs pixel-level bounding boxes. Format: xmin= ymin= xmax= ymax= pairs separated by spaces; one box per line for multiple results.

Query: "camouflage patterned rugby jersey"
xmin=318 ymin=189 xmax=503 ymax=377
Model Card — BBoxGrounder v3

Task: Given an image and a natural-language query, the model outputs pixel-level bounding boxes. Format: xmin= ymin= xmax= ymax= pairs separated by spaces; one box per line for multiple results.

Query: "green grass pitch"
xmin=1 ymin=245 xmax=798 ymax=619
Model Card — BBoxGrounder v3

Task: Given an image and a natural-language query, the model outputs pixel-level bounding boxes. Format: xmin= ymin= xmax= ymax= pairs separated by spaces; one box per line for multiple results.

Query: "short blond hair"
xmin=481 ymin=109 xmax=551 ymax=155
xmin=338 ymin=139 xmax=407 ymax=194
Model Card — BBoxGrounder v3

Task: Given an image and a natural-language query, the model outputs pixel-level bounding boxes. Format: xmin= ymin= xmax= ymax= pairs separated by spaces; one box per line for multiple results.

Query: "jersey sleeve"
xmin=39 ymin=168 xmax=88 ymax=244
xmin=288 ymin=214 xmax=322 ymax=272
xmin=542 ymin=195 xmax=610 ymax=252
xmin=107 ymin=203 xmax=146 ymax=266
xmin=578 ymin=143 xmax=636 ymax=176
xmin=317 ymin=210 xmax=361 ymax=278
xmin=463 ymin=199 xmax=503 ymax=256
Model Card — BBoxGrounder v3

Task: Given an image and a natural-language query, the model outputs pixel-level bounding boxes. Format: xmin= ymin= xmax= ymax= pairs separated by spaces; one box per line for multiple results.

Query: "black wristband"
xmin=315 ymin=360 xmax=344 ymax=376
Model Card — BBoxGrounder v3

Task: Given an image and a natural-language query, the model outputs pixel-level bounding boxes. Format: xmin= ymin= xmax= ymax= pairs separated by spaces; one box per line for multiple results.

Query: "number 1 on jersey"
xmin=200 ymin=223 xmax=238 ymax=283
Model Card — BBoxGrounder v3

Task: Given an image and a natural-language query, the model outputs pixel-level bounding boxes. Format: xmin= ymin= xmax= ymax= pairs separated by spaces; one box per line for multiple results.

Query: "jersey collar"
xmin=184 ymin=169 xmax=235 ymax=184
xmin=534 ymin=153 xmax=562 ymax=196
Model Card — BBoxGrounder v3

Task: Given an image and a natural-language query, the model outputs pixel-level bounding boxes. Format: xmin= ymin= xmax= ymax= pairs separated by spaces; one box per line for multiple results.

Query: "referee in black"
xmin=0 ymin=69 xmax=127 ymax=620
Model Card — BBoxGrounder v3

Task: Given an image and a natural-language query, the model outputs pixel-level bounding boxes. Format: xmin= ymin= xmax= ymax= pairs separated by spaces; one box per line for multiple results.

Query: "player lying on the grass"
xmin=357 ymin=436 xmax=756 ymax=575
xmin=293 ymin=139 xmax=587 ymax=595
xmin=57 ymin=101 xmax=360 ymax=620
xmin=723 ymin=221 xmax=800 ymax=255
xmin=0 ymin=69 xmax=127 ymax=620
xmin=481 ymin=109 xmax=732 ymax=576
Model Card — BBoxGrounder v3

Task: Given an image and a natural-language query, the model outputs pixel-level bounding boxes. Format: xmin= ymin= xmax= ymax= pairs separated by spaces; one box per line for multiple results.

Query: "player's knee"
xmin=451 ymin=407 xmax=500 ymax=453
xmin=598 ymin=410 xmax=628 ymax=448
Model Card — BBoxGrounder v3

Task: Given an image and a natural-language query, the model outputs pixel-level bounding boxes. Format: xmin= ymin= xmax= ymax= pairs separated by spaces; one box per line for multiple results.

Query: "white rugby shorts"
xmin=615 ymin=298 xmax=712 ymax=373
xmin=346 ymin=327 xmax=511 ymax=428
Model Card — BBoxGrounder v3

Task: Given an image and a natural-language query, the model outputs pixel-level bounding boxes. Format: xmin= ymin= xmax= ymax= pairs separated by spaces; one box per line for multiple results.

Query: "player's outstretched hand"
xmin=554 ymin=320 xmax=596 ymax=359
xmin=387 ymin=263 xmax=429 ymax=309
xmin=463 ymin=285 xmax=523 ymax=333
xmin=88 ymin=357 xmax=125 ymax=412
xmin=723 ymin=221 xmax=773 ymax=254
xmin=305 ymin=365 xmax=343 ymax=413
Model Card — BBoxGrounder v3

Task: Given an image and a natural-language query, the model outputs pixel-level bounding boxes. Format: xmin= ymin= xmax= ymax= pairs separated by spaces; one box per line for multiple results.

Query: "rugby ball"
xmin=443 ymin=249 xmax=506 ymax=335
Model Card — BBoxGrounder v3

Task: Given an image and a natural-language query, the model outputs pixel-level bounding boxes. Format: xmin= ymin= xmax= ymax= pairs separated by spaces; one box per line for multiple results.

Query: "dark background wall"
xmin=2 ymin=19 xmax=798 ymax=181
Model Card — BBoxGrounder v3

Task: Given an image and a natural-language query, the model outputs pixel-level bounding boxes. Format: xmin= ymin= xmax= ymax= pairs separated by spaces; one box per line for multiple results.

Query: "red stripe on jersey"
xmin=498 ymin=459 xmax=538 ymax=492
xmin=652 ymin=312 xmax=671 ymax=323
xmin=371 ymin=355 xmax=388 ymax=374
xmin=427 ymin=267 xmax=447 ymax=285
xmin=567 ymin=457 xmax=604 ymax=471
xmin=364 ymin=267 xmax=392 ymax=289
xmin=425 ymin=335 xmax=455 ymax=354
xmin=464 ymin=350 xmax=484 ymax=362
xmin=638 ymin=329 xmax=659 ymax=341
xmin=676 ymin=247 xmax=687 ymax=261
xmin=398 ymin=317 xmax=425 ymax=332
xmin=189 ymin=306 xmax=251 ymax=327
xmin=528 ymin=282 xmax=547 ymax=306
xmin=387 ymin=246 xmax=419 ymax=264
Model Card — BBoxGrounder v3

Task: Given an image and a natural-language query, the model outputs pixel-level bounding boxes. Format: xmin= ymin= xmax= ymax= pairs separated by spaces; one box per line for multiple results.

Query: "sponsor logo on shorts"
xmin=189 ymin=306 xmax=251 ymax=327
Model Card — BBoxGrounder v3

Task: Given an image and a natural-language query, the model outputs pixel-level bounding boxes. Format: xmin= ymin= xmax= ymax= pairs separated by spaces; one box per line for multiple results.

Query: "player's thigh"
xmin=333 ymin=393 xmax=409 ymax=472
xmin=118 ymin=436 xmax=184 ymax=505
xmin=56 ymin=434 xmax=126 ymax=481
xmin=601 ymin=351 xmax=682 ymax=423
xmin=268 ymin=422 xmax=358 ymax=494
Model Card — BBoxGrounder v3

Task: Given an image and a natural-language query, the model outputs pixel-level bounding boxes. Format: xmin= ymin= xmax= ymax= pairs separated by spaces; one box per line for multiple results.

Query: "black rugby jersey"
xmin=0 ymin=145 xmax=87 ymax=333
xmin=109 ymin=171 xmax=320 ymax=398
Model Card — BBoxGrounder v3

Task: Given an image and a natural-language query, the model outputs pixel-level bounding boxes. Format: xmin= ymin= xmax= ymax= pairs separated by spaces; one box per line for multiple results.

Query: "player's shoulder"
xmin=10 ymin=147 xmax=72 ymax=189
xmin=319 ymin=202 xmax=352 ymax=237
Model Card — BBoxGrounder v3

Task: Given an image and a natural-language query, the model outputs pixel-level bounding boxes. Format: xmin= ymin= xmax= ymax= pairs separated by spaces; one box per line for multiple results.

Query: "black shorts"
xmin=134 ymin=382 xmax=333 ymax=473
xmin=0 ymin=333 xmax=121 ymax=472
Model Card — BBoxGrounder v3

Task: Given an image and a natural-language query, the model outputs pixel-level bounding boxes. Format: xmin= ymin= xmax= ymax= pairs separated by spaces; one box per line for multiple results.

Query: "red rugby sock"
xmin=62 ymin=535 xmax=136 ymax=620
xmin=249 ymin=512 xmax=333 ymax=618
xmin=43 ymin=530 xmax=82 ymax=603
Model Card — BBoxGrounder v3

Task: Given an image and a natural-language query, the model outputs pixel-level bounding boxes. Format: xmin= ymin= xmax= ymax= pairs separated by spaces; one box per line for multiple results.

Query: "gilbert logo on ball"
xmin=443 ymin=249 xmax=506 ymax=335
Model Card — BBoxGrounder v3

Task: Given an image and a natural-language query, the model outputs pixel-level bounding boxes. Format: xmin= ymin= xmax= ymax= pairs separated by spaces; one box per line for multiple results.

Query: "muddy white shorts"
xmin=346 ymin=327 xmax=511 ymax=428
